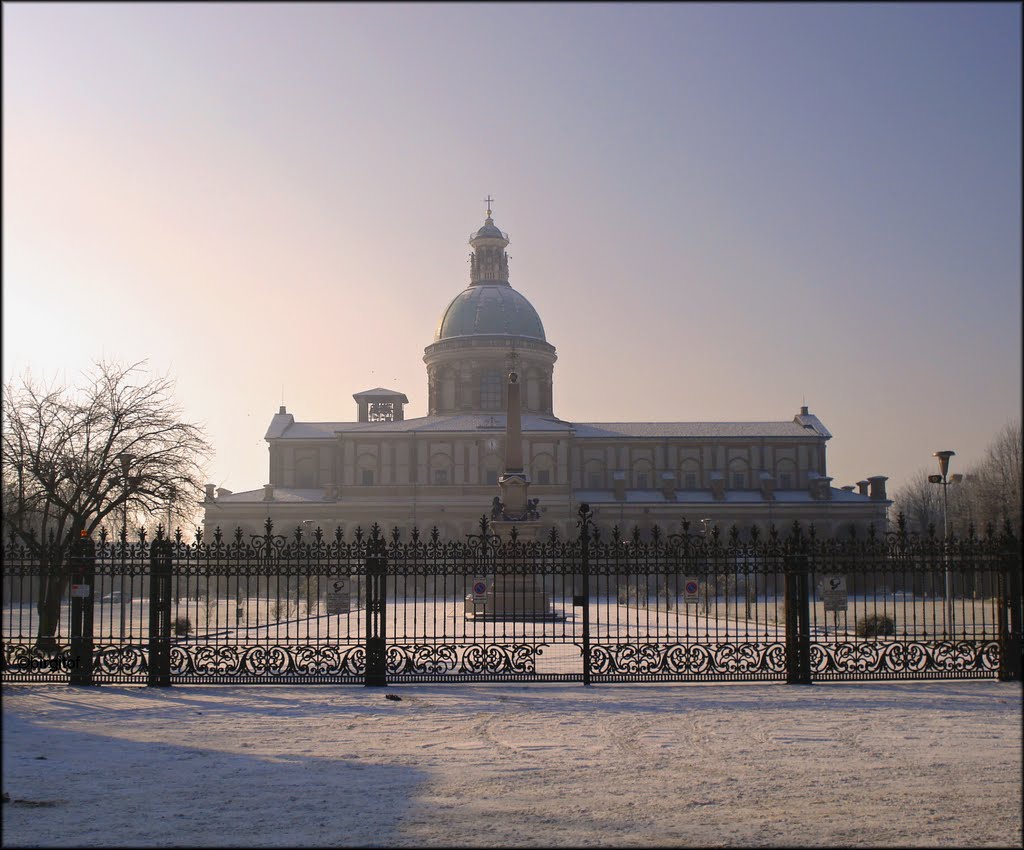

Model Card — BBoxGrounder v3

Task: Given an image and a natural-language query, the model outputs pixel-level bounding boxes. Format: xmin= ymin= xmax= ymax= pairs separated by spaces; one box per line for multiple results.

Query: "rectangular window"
xmin=485 ymin=470 xmax=498 ymax=486
xmin=480 ymin=370 xmax=503 ymax=411
xmin=779 ymin=473 xmax=792 ymax=490
xmin=684 ymin=472 xmax=697 ymax=489
xmin=588 ymin=473 xmax=603 ymax=489
xmin=732 ymin=472 xmax=745 ymax=489
xmin=361 ymin=470 xmax=374 ymax=486
xmin=636 ymin=473 xmax=649 ymax=489
xmin=536 ymin=469 xmax=550 ymax=485
xmin=433 ymin=469 xmax=449 ymax=486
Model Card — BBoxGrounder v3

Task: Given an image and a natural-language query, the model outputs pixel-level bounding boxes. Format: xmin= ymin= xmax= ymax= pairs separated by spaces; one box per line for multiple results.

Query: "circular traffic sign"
xmin=473 ymin=581 xmax=487 ymax=595
xmin=684 ymin=580 xmax=699 ymax=595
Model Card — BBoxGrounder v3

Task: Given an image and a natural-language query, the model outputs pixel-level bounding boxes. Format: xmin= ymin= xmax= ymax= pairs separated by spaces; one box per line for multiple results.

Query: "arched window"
xmin=679 ymin=459 xmax=700 ymax=490
xmin=776 ymin=459 xmax=797 ymax=490
xmin=728 ymin=458 xmax=750 ymax=490
xmin=633 ymin=459 xmax=653 ymax=489
xmin=532 ymin=453 xmax=555 ymax=486
xmin=584 ymin=459 xmax=605 ymax=490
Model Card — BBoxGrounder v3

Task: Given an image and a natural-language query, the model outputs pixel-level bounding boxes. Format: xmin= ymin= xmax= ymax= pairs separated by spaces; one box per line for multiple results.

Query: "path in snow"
xmin=2 ymin=681 xmax=1021 ymax=847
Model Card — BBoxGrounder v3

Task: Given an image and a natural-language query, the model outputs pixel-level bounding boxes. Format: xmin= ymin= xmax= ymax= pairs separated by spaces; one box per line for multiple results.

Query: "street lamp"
xmin=929 ymin=450 xmax=964 ymax=632
xmin=114 ymin=452 xmax=136 ymax=641
xmin=166 ymin=485 xmax=177 ymax=539
xmin=115 ymin=453 xmax=135 ymax=538
xmin=700 ymin=518 xmax=712 ymax=615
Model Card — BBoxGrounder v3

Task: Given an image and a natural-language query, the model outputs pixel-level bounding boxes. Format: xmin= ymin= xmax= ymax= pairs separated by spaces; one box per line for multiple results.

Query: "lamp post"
xmin=114 ymin=452 xmax=135 ymax=641
xmin=928 ymin=451 xmax=963 ymax=632
xmin=166 ymin=486 xmax=176 ymax=539
xmin=700 ymin=518 xmax=712 ymax=615
xmin=115 ymin=453 xmax=135 ymax=538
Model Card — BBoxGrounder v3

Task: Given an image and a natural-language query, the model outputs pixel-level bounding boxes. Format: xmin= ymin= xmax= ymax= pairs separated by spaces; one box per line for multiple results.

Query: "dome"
xmin=471 ymin=219 xmax=507 ymax=241
xmin=434 ymin=284 xmax=546 ymax=341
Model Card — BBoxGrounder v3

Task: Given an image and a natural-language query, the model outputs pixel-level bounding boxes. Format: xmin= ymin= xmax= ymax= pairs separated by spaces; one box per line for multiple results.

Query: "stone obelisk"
xmin=498 ymin=372 xmax=530 ymax=518
xmin=465 ymin=370 xmax=558 ymax=620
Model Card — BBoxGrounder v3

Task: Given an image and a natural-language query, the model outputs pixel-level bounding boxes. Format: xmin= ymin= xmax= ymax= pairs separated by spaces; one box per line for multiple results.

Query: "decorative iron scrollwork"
xmin=809 ymin=640 xmax=1000 ymax=677
xmin=590 ymin=642 xmax=786 ymax=678
xmin=169 ymin=644 xmax=365 ymax=679
xmin=387 ymin=643 xmax=539 ymax=676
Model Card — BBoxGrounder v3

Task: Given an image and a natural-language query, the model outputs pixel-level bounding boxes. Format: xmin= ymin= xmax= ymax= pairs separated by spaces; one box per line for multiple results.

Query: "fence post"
xmin=998 ymin=549 xmax=1022 ymax=682
xmin=69 ymin=532 xmax=96 ymax=686
xmin=365 ymin=537 xmax=388 ymax=687
xmin=148 ymin=538 xmax=172 ymax=687
xmin=578 ymin=505 xmax=593 ymax=687
xmin=784 ymin=555 xmax=812 ymax=685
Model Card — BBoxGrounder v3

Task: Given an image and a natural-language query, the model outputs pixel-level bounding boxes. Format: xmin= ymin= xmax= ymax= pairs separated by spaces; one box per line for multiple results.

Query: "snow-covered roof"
xmin=266 ymin=414 xmax=828 ymax=441
xmin=269 ymin=413 xmax=575 ymax=439
xmin=571 ymin=422 xmax=820 ymax=439
xmin=212 ymin=488 xmax=327 ymax=504
xmin=212 ymin=486 xmax=876 ymax=506
xmin=574 ymin=487 xmax=874 ymax=505
xmin=352 ymin=388 xmax=409 ymax=402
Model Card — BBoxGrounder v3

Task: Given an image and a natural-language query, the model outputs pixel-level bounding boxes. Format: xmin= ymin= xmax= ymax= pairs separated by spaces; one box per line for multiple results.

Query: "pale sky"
xmin=4 ymin=3 xmax=1021 ymax=509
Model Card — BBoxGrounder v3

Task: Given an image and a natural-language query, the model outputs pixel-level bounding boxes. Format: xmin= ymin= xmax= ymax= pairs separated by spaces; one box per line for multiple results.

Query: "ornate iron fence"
xmin=2 ymin=510 xmax=1020 ymax=686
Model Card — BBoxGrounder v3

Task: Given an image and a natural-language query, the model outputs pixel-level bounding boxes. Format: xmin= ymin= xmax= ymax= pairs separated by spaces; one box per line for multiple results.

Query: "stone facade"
xmin=203 ymin=209 xmax=889 ymax=540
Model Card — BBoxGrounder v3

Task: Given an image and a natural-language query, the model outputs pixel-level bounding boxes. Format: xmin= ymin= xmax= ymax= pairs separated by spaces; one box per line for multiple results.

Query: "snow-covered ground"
xmin=3 ymin=680 xmax=1020 ymax=847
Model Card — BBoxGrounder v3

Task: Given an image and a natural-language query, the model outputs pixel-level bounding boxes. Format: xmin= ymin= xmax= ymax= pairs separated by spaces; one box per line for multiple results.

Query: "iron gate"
xmin=2 ymin=509 xmax=1020 ymax=686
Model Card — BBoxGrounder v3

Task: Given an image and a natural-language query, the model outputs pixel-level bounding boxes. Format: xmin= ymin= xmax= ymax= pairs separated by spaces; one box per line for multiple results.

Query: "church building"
xmin=203 ymin=206 xmax=889 ymax=539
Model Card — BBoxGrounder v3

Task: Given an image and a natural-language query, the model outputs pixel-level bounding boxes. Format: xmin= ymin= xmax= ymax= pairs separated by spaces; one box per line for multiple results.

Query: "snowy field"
xmin=5 ymin=593 xmax=1001 ymax=643
xmin=3 ymin=680 xmax=1021 ymax=847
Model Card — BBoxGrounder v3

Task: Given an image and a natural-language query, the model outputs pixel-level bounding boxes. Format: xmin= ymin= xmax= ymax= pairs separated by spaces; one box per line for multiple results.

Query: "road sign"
xmin=472 ymin=577 xmax=489 ymax=603
xmin=821 ymin=575 xmax=848 ymax=611
xmin=683 ymin=577 xmax=699 ymax=605
xmin=326 ymin=576 xmax=352 ymax=614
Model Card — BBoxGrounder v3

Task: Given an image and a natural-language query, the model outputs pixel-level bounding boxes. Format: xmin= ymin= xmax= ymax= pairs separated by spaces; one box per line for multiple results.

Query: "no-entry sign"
xmin=683 ymin=577 xmax=699 ymax=605
xmin=472 ymin=578 xmax=488 ymax=603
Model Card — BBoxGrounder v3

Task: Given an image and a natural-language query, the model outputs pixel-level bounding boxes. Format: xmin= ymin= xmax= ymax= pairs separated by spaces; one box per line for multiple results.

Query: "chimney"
xmin=263 ymin=484 xmax=274 ymax=502
xmin=856 ymin=480 xmax=870 ymax=497
xmin=868 ymin=476 xmax=888 ymax=501
xmin=841 ymin=485 xmax=856 ymax=492
xmin=612 ymin=470 xmax=625 ymax=501
xmin=710 ymin=471 xmax=725 ymax=501
xmin=818 ymin=476 xmax=833 ymax=500
xmin=204 ymin=483 xmax=216 ymax=502
xmin=807 ymin=470 xmax=820 ymax=499
xmin=660 ymin=471 xmax=676 ymax=500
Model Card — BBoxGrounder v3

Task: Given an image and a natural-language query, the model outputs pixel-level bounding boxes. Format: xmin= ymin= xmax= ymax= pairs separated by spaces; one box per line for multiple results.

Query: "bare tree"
xmin=891 ymin=420 xmax=1021 ymax=538
xmin=967 ymin=420 xmax=1022 ymax=533
xmin=2 ymin=360 xmax=211 ymax=649
xmin=890 ymin=468 xmax=944 ymax=535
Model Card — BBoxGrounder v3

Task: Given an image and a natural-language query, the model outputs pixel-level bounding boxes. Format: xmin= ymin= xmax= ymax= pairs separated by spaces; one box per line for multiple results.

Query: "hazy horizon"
xmin=4 ymin=3 xmax=1021 ymax=512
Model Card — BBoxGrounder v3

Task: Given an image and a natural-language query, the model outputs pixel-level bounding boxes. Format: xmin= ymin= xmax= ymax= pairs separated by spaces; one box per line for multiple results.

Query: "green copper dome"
xmin=434 ymin=284 xmax=546 ymax=342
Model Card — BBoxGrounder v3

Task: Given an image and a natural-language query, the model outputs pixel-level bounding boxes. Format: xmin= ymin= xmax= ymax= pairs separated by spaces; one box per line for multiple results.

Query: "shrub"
xmin=856 ymin=613 xmax=895 ymax=637
xmin=173 ymin=616 xmax=192 ymax=636
xmin=270 ymin=600 xmax=296 ymax=621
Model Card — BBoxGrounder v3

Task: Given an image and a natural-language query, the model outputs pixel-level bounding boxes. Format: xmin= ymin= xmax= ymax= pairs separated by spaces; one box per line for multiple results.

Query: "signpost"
xmin=821 ymin=575 xmax=848 ymax=612
xmin=683 ymin=577 xmax=699 ymax=605
xmin=326 ymin=577 xmax=352 ymax=615
xmin=472 ymin=577 xmax=489 ymax=604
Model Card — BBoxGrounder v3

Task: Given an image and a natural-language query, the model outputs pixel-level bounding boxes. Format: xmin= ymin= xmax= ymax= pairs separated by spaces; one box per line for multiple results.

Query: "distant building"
xmin=203 ymin=207 xmax=889 ymax=539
